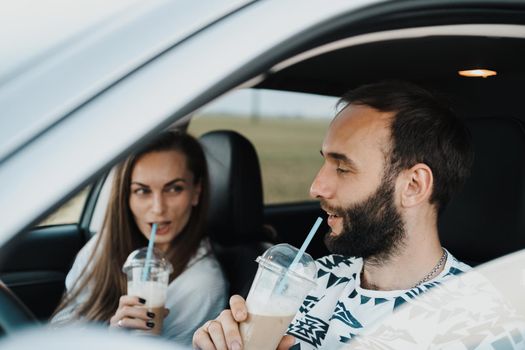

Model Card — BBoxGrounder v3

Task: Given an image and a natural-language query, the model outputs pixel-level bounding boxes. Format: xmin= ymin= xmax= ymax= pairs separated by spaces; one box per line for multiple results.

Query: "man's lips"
xmin=322 ymin=206 xmax=343 ymax=233
xmin=327 ymin=214 xmax=342 ymax=229
xmin=321 ymin=205 xmax=342 ymax=219
xmin=325 ymin=211 xmax=340 ymax=219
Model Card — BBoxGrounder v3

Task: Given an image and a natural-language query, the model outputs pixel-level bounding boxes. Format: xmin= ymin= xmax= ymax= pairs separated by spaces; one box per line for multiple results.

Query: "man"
xmin=192 ymin=81 xmax=474 ymax=350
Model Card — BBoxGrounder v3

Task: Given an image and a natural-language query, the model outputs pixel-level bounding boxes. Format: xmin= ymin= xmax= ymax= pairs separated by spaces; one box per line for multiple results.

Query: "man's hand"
xmin=192 ymin=295 xmax=296 ymax=350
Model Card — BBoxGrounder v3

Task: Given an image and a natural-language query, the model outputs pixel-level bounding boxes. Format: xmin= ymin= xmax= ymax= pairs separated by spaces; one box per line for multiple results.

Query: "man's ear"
xmin=399 ymin=163 xmax=433 ymax=208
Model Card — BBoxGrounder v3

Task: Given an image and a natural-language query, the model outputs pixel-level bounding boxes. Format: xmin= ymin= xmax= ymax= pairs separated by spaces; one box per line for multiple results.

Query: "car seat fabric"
xmin=439 ymin=117 xmax=525 ymax=265
xmin=200 ymin=130 xmax=271 ymax=298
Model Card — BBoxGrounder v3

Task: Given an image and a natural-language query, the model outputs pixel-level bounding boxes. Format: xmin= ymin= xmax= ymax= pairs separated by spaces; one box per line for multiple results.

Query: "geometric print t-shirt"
xmin=286 ymin=250 xmax=472 ymax=349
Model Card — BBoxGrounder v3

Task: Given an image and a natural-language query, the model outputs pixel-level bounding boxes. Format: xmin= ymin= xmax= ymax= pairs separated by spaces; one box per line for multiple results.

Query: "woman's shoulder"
xmin=78 ymin=234 xmax=99 ymax=256
xmin=186 ymin=237 xmax=218 ymax=268
xmin=62 ymin=234 xmax=102 ymax=294
xmin=171 ymin=238 xmax=227 ymax=288
xmin=68 ymin=235 xmax=99 ymax=275
xmin=186 ymin=253 xmax=224 ymax=282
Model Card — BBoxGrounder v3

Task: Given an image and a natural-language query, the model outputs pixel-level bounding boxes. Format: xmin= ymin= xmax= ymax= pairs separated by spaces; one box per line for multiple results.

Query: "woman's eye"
xmin=133 ymin=188 xmax=150 ymax=195
xmin=166 ymin=185 xmax=184 ymax=193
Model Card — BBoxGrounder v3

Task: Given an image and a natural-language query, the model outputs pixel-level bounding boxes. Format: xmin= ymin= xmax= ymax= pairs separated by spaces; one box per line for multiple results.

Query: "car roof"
xmin=0 ymin=0 xmax=381 ymax=246
xmin=0 ymin=0 xmax=251 ymax=163
xmin=0 ymin=0 xmax=144 ymax=83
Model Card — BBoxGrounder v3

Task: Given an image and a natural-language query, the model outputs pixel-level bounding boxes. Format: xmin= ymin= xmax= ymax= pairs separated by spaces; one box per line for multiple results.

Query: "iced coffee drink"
xmin=123 ymin=247 xmax=173 ymax=335
xmin=240 ymin=244 xmax=317 ymax=350
xmin=240 ymin=299 xmax=296 ymax=350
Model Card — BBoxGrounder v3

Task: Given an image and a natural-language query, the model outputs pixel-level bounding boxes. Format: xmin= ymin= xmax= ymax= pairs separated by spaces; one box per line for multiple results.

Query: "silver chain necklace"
xmin=413 ymin=249 xmax=448 ymax=288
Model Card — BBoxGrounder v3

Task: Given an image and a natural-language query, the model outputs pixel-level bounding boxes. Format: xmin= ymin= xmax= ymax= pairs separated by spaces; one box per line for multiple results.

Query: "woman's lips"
xmin=149 ymin=222 xmax=171 ymax=236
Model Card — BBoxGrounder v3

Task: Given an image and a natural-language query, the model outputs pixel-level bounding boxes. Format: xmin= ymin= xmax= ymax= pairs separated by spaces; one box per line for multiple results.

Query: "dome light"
xmin=458 ymin=69 xmax=497 ymax=78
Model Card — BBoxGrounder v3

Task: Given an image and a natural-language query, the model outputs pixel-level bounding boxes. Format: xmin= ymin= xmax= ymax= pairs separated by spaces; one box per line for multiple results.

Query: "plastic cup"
xmin=240 ymin=243 xmax=317 ymax=350
xmin=122 ymin=247 xmax=173 ymax=335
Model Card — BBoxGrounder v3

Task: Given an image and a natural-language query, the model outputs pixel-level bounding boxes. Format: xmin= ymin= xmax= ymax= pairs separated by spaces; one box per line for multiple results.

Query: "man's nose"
xmin=151 ymin=193 xmax=166 ymax=215
xmin=310 ymin=165 xmax=333 ymax=199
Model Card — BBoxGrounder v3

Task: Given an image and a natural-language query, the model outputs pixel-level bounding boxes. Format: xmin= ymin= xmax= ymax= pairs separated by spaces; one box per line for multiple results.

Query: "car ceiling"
xmin=257 ymin=2 xmax=525 ymax=122
xmin=258 ymin=35 xmax=525 ymax=121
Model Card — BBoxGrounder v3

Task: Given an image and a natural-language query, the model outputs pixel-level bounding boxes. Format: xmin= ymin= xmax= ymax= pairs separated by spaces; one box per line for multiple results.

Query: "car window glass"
xmin=37 ymin=186 xmax=91 ymax=226
xmin=188 ymin=88 xmax=336 ymax=204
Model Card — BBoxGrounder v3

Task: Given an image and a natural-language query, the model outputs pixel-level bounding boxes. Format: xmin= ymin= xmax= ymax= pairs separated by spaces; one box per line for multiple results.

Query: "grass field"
xmin=39 ymin=187 xmax=89 ymax=226
xmin=189 ymin=114 xmax=330 ymax=204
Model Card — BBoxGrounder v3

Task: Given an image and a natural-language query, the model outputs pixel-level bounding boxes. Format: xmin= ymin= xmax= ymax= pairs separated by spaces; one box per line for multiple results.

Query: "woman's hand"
xmin=109 ymin=295 xmax=168 ymax=331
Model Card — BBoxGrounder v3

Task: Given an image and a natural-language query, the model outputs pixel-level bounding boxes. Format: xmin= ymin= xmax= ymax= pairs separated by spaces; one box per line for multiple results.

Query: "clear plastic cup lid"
xmin=256 ymin=243 xmax=317 ymax=283
xmin=122 ymin=247 xmax=173 ymax=274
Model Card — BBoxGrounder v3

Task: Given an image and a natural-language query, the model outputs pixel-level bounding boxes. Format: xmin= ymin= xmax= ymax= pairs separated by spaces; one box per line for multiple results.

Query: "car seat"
xmin=439 ymin=117 xmax=525 ymax=266
xmin=199 ymin=130 xmax=273 ymax=298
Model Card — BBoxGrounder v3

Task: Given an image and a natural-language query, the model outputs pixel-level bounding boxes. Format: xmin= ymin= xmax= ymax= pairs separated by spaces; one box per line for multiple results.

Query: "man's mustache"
xmin=320 ymin=199 xmax=346 ymax=217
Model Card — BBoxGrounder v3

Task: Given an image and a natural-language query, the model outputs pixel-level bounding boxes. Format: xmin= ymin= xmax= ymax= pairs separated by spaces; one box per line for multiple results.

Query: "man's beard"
xmin=323 ymin=176 xmax=406 ymax=263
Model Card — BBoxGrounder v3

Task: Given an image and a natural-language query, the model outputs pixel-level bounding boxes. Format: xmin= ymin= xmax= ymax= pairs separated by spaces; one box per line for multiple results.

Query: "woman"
xmin=51 ymin=130 xmax=228 ymax=346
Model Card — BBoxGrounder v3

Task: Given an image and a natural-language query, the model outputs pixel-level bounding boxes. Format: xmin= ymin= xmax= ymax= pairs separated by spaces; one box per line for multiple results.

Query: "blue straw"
xmin=289 ymin=217 xmax=323 ymax=271
xmin=142 ymin=223 xmax=158 ymax=281
xmin=275 ymin=217 xmax=323 ymax=294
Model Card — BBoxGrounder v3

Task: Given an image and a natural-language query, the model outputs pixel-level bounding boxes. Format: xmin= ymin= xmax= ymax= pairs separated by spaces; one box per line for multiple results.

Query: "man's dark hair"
xmin=337 ymin=80 xmax=474 ymax=213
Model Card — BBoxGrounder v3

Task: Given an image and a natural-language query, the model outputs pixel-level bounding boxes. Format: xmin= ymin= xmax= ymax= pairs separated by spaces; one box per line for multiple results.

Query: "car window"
xmin=37 ymin=186 xmax=91 ymax=226
xmin=188 ymin=88 xmax=337 ymax=204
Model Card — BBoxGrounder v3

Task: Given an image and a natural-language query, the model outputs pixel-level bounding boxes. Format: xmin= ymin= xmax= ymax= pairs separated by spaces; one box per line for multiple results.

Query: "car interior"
xmin=200 ymin=130 xmax=273 ymax=297
xmin=1 ymin=0 xmax=525 ymax=337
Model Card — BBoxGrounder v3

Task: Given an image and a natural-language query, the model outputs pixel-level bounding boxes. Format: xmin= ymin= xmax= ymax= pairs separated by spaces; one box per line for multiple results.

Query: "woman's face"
xmin=129 ymin=150 xmax=201 ymax=252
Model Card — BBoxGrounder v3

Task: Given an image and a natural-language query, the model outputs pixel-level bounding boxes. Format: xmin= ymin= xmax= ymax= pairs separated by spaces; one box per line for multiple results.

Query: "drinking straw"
xmin=275 ymin=217 xmax=323 ymax=293
xmin=142 ymin=223 xmax=158 ymax=281
xmin=289 ymin=217 xmax=323 ymax=271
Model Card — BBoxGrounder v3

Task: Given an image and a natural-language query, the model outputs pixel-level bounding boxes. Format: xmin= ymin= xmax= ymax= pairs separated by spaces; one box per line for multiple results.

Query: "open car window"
xmin=36 ymin=187 xmax=91 ymax=227
xmin=189 ymin=88 xmax=336 ymax=204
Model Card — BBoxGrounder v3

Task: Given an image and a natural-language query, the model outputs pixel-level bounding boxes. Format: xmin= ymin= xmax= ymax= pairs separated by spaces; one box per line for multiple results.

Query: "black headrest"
xmin=439 ymin=117 xmax=525 ymax=265
xmin=200 ymin=130 xmax=265 ymax=244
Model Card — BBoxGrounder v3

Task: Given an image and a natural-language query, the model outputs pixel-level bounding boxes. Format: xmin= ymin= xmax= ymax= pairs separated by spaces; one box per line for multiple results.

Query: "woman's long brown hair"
xmin=53 ymin=130 xmax=209 ymax=322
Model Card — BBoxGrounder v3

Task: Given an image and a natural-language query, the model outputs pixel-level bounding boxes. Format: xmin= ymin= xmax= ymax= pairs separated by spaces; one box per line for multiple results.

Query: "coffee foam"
xmin=127 ymin=281 xmax=167 ymax=308
xmin=246 ymin=293 xmax=300 ymax=316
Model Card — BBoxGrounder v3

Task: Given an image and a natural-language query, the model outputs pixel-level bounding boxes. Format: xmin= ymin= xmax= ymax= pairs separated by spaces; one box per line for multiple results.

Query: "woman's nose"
xmin=151 ymin=193 xmax=166 ymax=214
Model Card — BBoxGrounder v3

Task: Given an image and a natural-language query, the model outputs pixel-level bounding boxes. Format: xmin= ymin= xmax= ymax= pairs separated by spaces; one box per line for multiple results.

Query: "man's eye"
xmin=336 ymin=168 xmax=350 ymax=174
